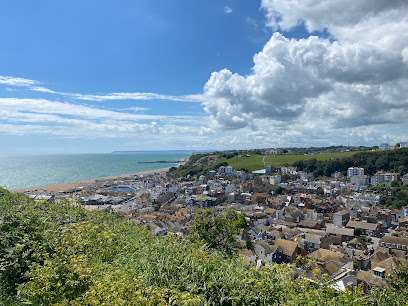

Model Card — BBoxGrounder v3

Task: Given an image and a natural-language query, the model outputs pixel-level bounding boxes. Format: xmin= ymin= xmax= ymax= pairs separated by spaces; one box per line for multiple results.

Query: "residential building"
xmin=379 ymin=143 xmax=392 ymax=150
xmin=400 ymin=142 xmax=408 ymax=148
xmin=346 ymin=220 xmax=380 ymax=237
xmin=403 ymin=174 xmax=408 ymax=185
xmin=273 ymin=239 xmax=299 ymax=263
xmin=347 ymin=167 xmax=365 ymax=178
xmin=379 ymin=236 xmax=408 ymax=254
xmin=333 ymin=209 xmax=350 ymax=227
xmin=371 ymin=171 xmax=400 ymax=186
xmin=225 ymin=166 xmax=235 ymax=176
xmin=350 ymin=175 xmax=369 ymax=185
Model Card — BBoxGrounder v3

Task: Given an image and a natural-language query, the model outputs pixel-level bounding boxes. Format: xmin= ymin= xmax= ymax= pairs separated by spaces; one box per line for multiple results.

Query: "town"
xmin=22 ymin=144 xmax=408 ymax=293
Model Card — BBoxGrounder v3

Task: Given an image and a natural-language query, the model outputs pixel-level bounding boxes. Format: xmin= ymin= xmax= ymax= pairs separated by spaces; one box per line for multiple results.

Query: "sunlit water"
xmin=0 ymin=151 xmax=192 ymax=190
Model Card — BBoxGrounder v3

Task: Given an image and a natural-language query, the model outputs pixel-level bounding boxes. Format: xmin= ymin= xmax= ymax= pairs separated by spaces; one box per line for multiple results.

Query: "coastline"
xmin=14 ymin=167 xmax=171 ymax=194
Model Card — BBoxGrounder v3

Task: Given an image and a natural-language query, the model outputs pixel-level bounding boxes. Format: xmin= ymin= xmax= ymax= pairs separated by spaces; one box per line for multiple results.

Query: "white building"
xmin=380 ymin=143 xmax=393 ymax=150
xmin=350 ymin=175 xmax=369 ymax=185
xmin=352 ymin=193 xmax=381 ymax=205
xmin=269 ymin=175 xmax=282 ymax=185
xmin=403 ymin=174 xmax=408 ymax=185
xmin=371 ymin=171 xmax=400 ymax=186
xmin=347 ymin=167 xmax=364 ymax=178
xmin=225 ymin=166 xmax=235 ymax=176
xmin=400 ymin=142 xmax=408 ymax=148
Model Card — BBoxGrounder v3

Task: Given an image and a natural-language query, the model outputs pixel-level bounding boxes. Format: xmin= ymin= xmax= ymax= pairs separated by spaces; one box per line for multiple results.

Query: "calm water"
xmin=0 ymin=151 xmax=192 ymax=190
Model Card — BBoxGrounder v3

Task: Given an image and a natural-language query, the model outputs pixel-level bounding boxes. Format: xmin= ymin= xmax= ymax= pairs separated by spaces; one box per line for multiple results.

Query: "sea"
xmin=0 ymin=151 xmax=193 ymax=191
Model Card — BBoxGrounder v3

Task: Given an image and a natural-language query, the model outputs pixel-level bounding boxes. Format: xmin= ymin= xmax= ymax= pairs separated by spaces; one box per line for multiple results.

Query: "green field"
xmin=219 ymin=151 xmax=358 ymax=172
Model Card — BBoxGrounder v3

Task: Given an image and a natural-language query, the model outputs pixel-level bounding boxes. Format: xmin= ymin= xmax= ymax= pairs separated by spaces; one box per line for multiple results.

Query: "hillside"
xmin=1 ymin=188 xmax=407 ymax=305
xmin=293 ymin=148 xmax=408 ymax=177
xmin=218 ymin=151 xmax=358 ymax=172
xmin=172 ymin=148 xmax=408 ymax=178
xmin=172 ymin=151 xmax=359 ymax=177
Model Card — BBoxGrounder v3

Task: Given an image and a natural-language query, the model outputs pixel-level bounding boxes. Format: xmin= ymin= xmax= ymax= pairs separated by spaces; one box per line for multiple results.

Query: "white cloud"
xmin=72 ymin=92 xmax=203 ymax=103
xmin=0 ymin=74 xmax=203 ymax=103
xmin=126 ymin=107 xmax=150 ymax=112
xmin=260 ymin=0 xmax=406 ymax=32
xmin=202 ymin=0 xmax=408 ymax=145
xmin=0 ymin=97 xmax=208 ymax=139
xmin=224 ymin=6 xmax=232 ymax=14
xmin=0 ymin=75 xmax=38 ymax=87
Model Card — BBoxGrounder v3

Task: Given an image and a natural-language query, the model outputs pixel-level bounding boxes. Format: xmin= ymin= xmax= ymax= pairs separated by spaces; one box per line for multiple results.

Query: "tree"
xmin=395 ymin=143 xmax=400 ymax=148
xmin=190 ymin=209 xmax=248 ymax=255
xmin=275 ymin=186 xmax=284 ymax=195
xmin=354 ymin=228 xmax=362 ymax=236
xmin=391 ymin=180 xmax=400 ymax=188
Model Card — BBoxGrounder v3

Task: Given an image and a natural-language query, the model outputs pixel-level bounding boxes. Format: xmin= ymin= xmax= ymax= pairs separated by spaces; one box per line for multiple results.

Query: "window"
xmin=397 ymin=244 xmax=401 ymax=249
xmin=387 ymin=243 xmax=391 ymax=247
xmin=381 ymin=242 xmax=385 ymax=247
xmin=403 ymin=245 xmax=407 ymax=250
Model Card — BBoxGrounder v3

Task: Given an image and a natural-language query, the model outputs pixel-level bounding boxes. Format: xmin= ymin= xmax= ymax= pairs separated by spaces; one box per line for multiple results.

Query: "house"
xmin=333 ymin=210 xmax=350 ymax=227
xmin=254 ymin=241 xmax=283 ymax=264
xmin=399 ymin=216 xmax=408 ymax=231
xmin=346 ymin=220 xmax=380 ymax=237
xmin=379 ymin=143 xmax=392 ymax=150
xmin=391 ymin=209 xmax=404 ymax=223
xmin=356 ymin=267 xmax=388 ymax=293
xmin=403 ymin=174 xmax=408 ymax=185
xmin=301 ymin=233 xmax=330 ymax=252
xmin=298 ymin=219 xmax=322 ymax=229
xmin=307 ymin=249 xmax=349 ymax=265
xmin=352 ymin=193 xmax=381 ymax=205
xmin=325 ymin=226 xmax=355 ymax=243
xmin=246 ymin=225 xmax=269 ymax=241
xmin=379 ymin=236 xmax=408 ymax=254
xmin=273 ymin=239 xmax=299 ymax=263
xmin=347 ymin=237 xmax=367 ymax=251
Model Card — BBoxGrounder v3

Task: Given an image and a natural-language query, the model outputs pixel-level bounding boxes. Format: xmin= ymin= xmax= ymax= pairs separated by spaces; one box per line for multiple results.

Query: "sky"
xmin=0 ymin=0 xmax=407 ymax=154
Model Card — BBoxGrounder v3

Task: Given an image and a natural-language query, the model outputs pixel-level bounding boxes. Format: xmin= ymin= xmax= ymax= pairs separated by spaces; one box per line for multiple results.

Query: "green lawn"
xmin=219 ymin=151 xmax=358 ymax=172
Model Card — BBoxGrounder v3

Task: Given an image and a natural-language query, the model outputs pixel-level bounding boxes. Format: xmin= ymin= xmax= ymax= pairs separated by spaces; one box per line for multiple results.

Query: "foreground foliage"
xmin=1 ymin=188 xmax=408 ymax=305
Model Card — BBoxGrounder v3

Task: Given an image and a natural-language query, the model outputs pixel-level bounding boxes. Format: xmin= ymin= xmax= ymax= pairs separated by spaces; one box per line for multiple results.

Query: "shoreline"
xmin=14 ymin=167 xmax=171 ymax=194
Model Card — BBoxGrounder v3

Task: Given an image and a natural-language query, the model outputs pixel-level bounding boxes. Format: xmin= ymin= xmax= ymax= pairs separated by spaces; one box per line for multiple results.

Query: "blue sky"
xmin=0 ymin=0 xmax=407 ymax=154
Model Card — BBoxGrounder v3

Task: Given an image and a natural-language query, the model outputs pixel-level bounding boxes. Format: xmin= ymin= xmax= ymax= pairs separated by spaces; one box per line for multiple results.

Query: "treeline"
xmin=1 ymin=188 xmax=408 ymax=305
xmin=292 ymin=148 xmax=408 ymax=177
xmin=285 ymin=145 xmax=374 ymax=155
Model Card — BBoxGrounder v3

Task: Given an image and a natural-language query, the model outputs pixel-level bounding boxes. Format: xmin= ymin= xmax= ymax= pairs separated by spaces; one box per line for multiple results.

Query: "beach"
xmin=15 ymin=167 xmax=171 ymax=193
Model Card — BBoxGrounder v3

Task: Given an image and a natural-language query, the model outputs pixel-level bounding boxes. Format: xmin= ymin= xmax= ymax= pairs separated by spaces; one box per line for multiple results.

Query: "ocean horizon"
xmin=0 ymin=151 xmax=193 ymax=191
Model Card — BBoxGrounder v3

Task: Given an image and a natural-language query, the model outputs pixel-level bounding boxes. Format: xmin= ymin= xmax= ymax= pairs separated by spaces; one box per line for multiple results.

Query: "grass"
xmin=218 ymin=151 xmax=359 ymax=172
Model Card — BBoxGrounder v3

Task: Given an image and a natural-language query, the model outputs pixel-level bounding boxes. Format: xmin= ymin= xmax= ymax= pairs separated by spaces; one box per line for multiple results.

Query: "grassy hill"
xmin=1 ymin=188 xmax=408 ymax=305
xmin=217 ymin=151 xmax=358 ymax=172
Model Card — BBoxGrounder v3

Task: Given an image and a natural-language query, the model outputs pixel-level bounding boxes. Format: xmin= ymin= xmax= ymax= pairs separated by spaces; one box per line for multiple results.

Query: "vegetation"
xmin=218 ymin=151 xmax=358 ymax=172
xmin=172 ymin=147 xmax=408 ymax=179
xmin=376 ymin=182 xmax=408 ymax=209
xmin=293 ymin=148 xmax=408 ymax=177
xmin=172 ymin=151 xmax=360 ymax=177
xmin=1 ymin=188 xmax=408 ymax=305
xmin=190 ymin=209 xmax=248 ymax=255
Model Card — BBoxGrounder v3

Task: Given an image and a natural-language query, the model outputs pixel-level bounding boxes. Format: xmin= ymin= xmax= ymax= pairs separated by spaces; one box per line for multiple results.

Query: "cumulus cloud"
xmin=224 ymin=6 xmax=232 ymax=14
xmin=203 ymin=0 xmax=408 ymax=138
xmin=260 ymin=0 xmax=406 ymax=32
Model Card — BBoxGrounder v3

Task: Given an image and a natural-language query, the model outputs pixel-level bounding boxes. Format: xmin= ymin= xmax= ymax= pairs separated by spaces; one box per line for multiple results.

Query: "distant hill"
xmin=293 ymin=148 xmax=408 ymax=177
